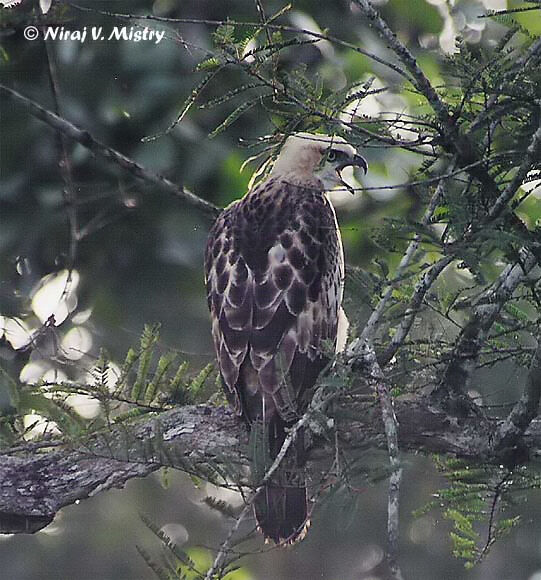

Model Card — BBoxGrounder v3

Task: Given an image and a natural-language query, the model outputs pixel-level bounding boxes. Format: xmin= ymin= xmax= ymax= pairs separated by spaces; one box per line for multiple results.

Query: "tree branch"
xmin=360 ymin=176 xmax=448 ymax=344
xmin=346 ymin=340 xmax=403 ymax=579
xmin=488 ymin=113 xmax=541 ymax=221
xmin=379 ymin=255 xmax=454 ymax=366
xmin=0 ymin=405 xmax=241 ymax=534
xmin=352 ymin=0 xmax=506 ymax=204
xmin=352 ymin=0 xmax=450 ymax=125
xmin=493 ymin=332 xmax=541 ymax=452
xmin=5 ymin=386 xmax=541 ymax=535
xmin=0 ymin=84 xmax=220 ymax=219
xmin=439 ymin=248 xmax=541 ymax=399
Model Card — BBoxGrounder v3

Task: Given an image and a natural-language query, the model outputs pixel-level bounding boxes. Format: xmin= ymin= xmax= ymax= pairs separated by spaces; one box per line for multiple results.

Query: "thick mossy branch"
xmin=2 ymin=395 xmax=541 ymax=535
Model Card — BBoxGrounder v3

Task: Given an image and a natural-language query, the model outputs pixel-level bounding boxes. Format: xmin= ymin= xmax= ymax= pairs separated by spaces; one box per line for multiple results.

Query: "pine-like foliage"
xmin=412 ymin=457 xmax=541 ymax=567
xmin=139 ymin=513 xmax=248 ymax=580
xmin=0 ymin=324 xmax=216 ymax=448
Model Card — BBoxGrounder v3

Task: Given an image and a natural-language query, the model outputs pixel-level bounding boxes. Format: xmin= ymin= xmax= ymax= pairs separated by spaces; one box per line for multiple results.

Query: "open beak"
xmin=336 ymin=153 xmax=368 ymax=194
xmin=351 ymin=154 xmax=368 ymax=174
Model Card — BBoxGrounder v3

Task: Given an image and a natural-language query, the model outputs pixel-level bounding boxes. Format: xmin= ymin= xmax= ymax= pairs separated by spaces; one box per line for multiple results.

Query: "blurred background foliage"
xmin=1 ymin=0 xmax=541 ymax=578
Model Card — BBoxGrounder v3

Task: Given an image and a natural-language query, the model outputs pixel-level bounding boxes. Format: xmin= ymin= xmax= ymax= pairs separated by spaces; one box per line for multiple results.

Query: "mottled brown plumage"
xmin=204 ymin=133 xmax=367 ymax=543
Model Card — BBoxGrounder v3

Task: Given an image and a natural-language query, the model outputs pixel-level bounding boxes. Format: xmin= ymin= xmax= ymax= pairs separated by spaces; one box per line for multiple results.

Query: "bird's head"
xmin=270 ymin=132 xmax=368 ymax=193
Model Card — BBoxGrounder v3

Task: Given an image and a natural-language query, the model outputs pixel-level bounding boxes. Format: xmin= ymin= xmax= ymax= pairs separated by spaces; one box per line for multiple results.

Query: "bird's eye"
xmin=327 ymin=149 xmax=337 ymax=162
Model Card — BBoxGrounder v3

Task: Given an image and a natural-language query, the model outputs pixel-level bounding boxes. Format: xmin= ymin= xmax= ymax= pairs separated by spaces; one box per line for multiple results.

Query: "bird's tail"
xmin=250 ymin=418 xmax=309 ymax=544
xmin=254 ymin=483 xmax=309 ymax=544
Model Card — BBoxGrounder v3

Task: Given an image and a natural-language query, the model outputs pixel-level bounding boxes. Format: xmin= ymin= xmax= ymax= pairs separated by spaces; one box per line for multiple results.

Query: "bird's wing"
xmin=205 ymin=200 xmax=248 ymax=415
xmin=205 ymin=179 xmax=342 ymax=422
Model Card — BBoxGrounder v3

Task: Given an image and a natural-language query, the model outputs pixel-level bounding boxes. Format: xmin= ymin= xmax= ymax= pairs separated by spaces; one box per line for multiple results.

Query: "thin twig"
xmin=494 ymin=332 xmax=541 ymax=451
xmin=0 ymin=84 xmax=220 ymax=218
xmin=360 ymin=175 xmax=449 ymax=343
xmin=346 ymin=340 xmax=403 ymax=579
xmin=253 ymin=0 xmax=276 ymax=79
xmin=475 ymin=471 xmax=510 ymax=565
xmin=488 ymin=112 xmax=541 ymax=220
xmin=70 ymin=4 xmax=414 ymax=83
xmin=379 ymin=255 xmax=454 ymax=366
xmin=439 ymin=249 xmax=540 ymax=398
xmin=44 ymin=38 xmax=79 ymax=267
xmin=204 ymin=388 xmax=336 ymax=579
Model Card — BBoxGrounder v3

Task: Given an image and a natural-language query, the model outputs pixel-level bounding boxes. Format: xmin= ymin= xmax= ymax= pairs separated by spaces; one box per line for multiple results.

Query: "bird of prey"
xmin=205 ymin=133 xmax=367 ymax=544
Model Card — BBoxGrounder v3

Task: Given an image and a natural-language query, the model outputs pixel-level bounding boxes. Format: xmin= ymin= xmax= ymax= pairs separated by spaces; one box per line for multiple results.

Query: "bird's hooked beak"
xmin=336 ymin=153 xmax=368 ymax=194
xmin=351 ymin=154 xmax=369 ymax=175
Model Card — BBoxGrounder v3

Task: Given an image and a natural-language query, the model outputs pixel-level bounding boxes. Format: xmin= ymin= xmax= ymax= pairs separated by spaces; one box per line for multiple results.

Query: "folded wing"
xmin=204 ymin=179 xmax=342 ymax=424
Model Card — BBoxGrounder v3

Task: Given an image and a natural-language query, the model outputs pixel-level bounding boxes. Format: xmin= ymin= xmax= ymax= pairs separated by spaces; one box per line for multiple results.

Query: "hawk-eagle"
xmin=205 ymin=133 xmax=367 ymax=543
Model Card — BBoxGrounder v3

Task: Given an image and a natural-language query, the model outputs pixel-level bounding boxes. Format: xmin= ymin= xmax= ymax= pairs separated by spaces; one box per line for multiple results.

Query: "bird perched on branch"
xmin=205 ymin=133 xmax=367 ymax=544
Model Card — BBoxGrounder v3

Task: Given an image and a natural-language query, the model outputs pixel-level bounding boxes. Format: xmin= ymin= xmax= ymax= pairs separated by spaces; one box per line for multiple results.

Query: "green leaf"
xmin=142 ymin=72 xmax=219 ymax=143
xmin=0 ymin=364 xmax=20 ymax=408
xmin=187 ymin=363 xmax=214 ymax=400
xmin=131 ymin=323 xmax=161 ymax=402
xmin=196 ymin=57 xmax=221 ymax=72
xmin=209 ymin=98 xmax=262 ymax=138
xmin=19 ymin=391 xmax=84 ymax=436
xmin=145 ymin=353 xmax=176 ymax=404
xmin=136 ymin=544 xmax=173 ymax=580
xmin=202 ymin=496 xmax=238 ymax=518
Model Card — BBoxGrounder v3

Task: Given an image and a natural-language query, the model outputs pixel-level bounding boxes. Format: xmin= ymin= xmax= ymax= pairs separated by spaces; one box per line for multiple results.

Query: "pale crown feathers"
xmin=270 ymin=132 xmax=367 ymax=191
